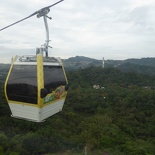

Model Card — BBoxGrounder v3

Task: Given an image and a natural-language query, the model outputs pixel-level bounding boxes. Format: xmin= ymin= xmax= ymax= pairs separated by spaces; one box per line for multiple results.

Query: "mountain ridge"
xmin=1 ymin=56 xmax=155 ymax=75
xmin=63 ymin=55 xmax=155 ymax=69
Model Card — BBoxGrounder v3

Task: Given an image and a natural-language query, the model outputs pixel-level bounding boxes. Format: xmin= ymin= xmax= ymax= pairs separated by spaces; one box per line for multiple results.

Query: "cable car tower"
xmin=0 ymin=0 xmax=68 ymax=122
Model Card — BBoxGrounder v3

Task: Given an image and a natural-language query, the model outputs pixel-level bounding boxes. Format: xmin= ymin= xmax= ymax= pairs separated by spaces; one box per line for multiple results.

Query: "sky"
xmin=0 ymin=0 xmax=155 ymax=63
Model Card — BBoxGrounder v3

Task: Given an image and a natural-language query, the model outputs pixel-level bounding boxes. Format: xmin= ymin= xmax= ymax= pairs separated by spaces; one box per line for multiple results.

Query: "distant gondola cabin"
xmin=4 ymin=54 xmax=68 ymax=122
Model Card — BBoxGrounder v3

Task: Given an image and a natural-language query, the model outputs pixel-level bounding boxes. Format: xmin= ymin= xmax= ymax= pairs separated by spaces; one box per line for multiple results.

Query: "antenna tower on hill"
xmin=103 ymin=57 xmax=105 ymax=68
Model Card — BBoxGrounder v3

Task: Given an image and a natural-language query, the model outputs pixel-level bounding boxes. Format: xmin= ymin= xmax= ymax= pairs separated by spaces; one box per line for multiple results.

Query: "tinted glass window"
xmin=44 ymin=66 xmax=67 ymax=92
xmin=6 ymin=65 xmax=37 ymax=104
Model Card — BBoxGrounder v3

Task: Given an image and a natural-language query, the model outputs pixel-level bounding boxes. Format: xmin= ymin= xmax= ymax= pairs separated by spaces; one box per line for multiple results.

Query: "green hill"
xmin=0 ymin=64 xmax=155 ymax=155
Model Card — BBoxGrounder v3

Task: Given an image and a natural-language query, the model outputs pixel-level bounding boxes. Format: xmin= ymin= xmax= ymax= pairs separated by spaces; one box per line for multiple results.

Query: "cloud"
xmin=1 ymin=0 xmax=155 ymax=63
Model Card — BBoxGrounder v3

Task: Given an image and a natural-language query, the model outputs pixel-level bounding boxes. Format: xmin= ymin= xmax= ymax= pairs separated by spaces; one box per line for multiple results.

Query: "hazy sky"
xmin=0 ymin=0 xmax=155 ymax=63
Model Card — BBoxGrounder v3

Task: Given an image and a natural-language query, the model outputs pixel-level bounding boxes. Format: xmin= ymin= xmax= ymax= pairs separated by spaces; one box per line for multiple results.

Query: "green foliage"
xmin=0 ymin=66 xmax=155 ymax=154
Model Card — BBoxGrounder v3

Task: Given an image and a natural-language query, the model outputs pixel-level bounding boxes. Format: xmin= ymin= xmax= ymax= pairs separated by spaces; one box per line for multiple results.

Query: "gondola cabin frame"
xmin=4 ymin=54 xmax=68 ymax=122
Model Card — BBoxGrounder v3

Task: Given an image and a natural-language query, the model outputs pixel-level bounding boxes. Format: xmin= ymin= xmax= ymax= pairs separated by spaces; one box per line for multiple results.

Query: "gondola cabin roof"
xmin=14 ymin=55 xmax=62 ymax=64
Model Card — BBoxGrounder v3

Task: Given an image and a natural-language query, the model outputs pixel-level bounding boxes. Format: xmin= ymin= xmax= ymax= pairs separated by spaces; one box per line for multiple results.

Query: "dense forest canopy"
xmin=0 ymin=65 xmax=155 ymax=155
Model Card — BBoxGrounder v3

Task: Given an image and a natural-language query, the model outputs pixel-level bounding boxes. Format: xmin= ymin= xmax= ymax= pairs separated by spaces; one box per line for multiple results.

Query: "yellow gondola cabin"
xmin=4 ymin=54 xmax=68 ymax=122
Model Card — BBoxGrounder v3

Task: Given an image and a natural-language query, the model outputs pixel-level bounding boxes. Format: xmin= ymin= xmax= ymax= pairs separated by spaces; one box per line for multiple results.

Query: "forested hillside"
xmin=0 ymin=66 xmax=155 ymax=155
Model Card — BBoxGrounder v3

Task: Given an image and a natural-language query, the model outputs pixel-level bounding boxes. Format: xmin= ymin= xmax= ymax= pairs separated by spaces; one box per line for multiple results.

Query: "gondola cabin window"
xmin=6 ymin=65 xmax=38 ymax=104
xmin=43 ymin=65 xmax=67 ymax=103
